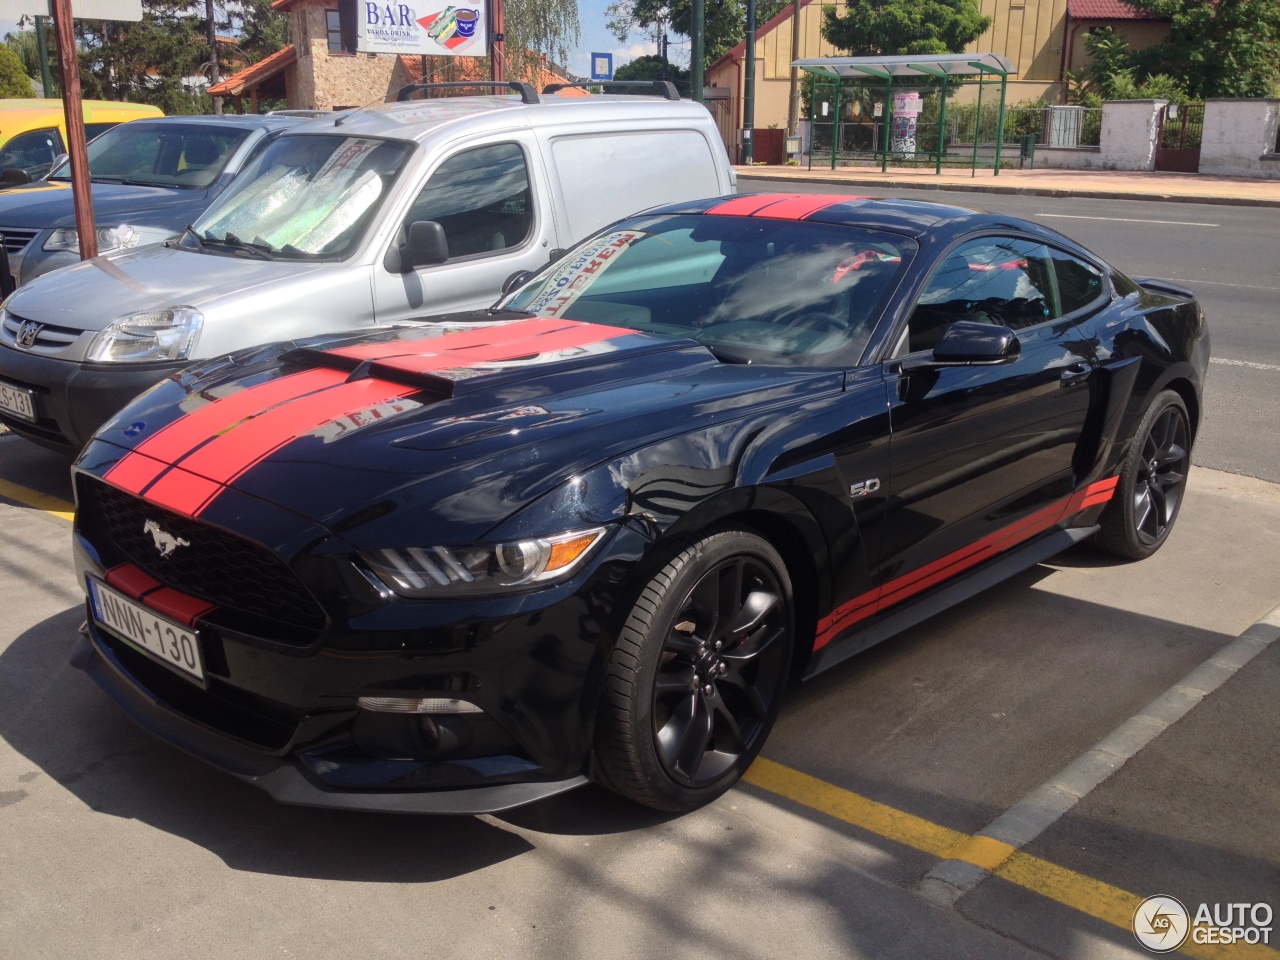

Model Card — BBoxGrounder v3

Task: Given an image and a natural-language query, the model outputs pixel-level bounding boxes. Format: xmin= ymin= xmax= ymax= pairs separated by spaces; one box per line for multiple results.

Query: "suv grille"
xmin=78 ymin=475 xmax=327 ymax=635
xmin=0 ymin=227 xmax=37 ymax=255
xmin=1 ymin=311 xmax=82 ymax=350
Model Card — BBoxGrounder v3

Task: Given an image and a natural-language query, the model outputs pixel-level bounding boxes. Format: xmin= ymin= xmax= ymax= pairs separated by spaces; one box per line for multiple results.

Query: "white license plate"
xmin=88 ymin=579 xmax=205 ymax=683
xmin=0 ymin=379 xmax=36 ymax=422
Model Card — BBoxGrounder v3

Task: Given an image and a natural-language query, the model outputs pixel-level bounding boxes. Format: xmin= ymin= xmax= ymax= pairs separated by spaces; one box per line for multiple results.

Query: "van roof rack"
xmin=395 ymin=81 xmax=539 ymax=104
xmin=543 ymin=80 xmax=681 ymax=100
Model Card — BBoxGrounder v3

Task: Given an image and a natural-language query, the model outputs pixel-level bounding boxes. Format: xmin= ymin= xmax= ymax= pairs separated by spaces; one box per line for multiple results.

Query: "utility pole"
xmin=490 ymin=0 xmax=505 ymax=81
xmin=34 ymin=15 xmax=54 ymax=98
xmin=659 ymin=22 xmax=668 ymax=82
xmin=743 ymin=0 xmax=756 ymax=162
xmin=690 ymin=0 xmax=703 ymax=102
xmin=206 ymin=0 xmax=222 ymax=114
xmin=786 ymin=0 xmax=800 ymax=136
xmin=50 ymin=0 xmax=97 ymax=259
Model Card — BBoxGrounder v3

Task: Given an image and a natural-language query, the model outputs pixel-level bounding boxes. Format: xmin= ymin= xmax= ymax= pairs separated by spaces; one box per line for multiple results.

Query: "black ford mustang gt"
xmin=69 ymin=194 xmax=1209 ymax=814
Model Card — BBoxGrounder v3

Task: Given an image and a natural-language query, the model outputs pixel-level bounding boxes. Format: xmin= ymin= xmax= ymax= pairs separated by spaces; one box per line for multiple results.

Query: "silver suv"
xmin=0 ymin=83 xmax=735 ymax=451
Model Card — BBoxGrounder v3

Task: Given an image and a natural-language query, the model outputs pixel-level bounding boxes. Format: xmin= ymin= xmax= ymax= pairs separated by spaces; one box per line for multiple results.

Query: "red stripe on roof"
xmin=753 ymin=194 xmax=867 ymax=221
xmin=705 ymin=194 xmax=801 ymax=217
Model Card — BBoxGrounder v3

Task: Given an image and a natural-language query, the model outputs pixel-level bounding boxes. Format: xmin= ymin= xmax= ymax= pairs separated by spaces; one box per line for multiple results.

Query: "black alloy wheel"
xmin=594 ymin=529 xmax=794 ymax=812
xmin=1096 ymin=389 xmax=1191 ymax=560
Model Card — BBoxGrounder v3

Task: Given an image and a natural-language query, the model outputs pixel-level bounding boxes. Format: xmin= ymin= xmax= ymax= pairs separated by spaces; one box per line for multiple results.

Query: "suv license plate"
xmin=0 ymin=379 xmax=36 ymax=422
xmin=88 ymin=579 xmax=205 ymax=684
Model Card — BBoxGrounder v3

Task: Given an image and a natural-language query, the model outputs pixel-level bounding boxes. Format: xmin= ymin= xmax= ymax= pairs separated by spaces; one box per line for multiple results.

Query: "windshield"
xmin=49 ymin=122 xmax=251 ymax=188
xmin=189 ymin=135 xmax=413 ymax=261
xmin=502 ymin=214 xmax=915 ymax=366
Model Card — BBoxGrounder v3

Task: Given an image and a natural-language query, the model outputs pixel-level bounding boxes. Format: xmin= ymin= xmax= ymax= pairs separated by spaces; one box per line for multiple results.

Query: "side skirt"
xmin=802 ymin=525 xmax=1099 ymax=679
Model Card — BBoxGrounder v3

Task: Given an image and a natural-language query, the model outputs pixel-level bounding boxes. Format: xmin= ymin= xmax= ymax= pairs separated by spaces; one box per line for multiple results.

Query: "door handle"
xmin=1060 ymin=362 xmax=1092 ymax=386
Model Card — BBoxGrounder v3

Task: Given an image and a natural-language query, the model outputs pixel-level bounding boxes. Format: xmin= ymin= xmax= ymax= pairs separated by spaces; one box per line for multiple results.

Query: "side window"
xmin=1049 ymin=248 xmax=1105 ymax=315
xmin=84 ymin=123 xmax=116 ymax=141
xmin=0 ymin=128 xmax=64 ymax=177
xmin=402 ymin=143 xmax=533 ymax=262
xmin=908 ymin=236 xmax=1055 ymax=353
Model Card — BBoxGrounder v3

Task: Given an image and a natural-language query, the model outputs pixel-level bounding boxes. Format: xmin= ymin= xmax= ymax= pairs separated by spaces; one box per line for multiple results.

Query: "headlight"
xmin=44 ymin=224 xmax=143 ymax=254
xmin=360 ymin=527 xmax=608 ymax=598
xmin=85 ymin=305 xmax=203 ymax=363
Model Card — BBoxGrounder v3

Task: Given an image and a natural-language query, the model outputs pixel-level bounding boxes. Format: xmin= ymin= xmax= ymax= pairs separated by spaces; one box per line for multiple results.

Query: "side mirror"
xmin=401 ymin=220 xmax=449 ymax=269
xmin=932 ymin=320 xmax=1020 ymax=364
xmin=502 ymin=269 xmax=534 ymax=296
xmin=1 ymin=168 xmax=32 ymax=186
xmin=48 ymin=153 xmax=69 ymax=176
xmin=547 ymin=247 xmax=567 ymax=264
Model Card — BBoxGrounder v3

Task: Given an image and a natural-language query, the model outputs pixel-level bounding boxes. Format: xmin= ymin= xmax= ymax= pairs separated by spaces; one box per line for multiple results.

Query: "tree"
xmin=821 ymin=0 xmax=990 ymax=57
xmin=502 ymin=0 xmax=581 ymax=83
xmin=1123 ymin=0 xmax=1280 ymax=99
xmin=0 ymin=44 xmax=34 ymax=97
xmin=607 ymin=0 xmax=790 ymax=66
xmin=608 ymin=53 xmax=690 ymax=96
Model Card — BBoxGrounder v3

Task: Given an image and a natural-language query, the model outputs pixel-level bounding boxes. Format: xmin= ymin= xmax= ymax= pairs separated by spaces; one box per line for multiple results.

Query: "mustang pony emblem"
xmin=15 ymin=319 xmax=43 ymax=349
xmin=143 ymin=520 xmax=190 ymax=558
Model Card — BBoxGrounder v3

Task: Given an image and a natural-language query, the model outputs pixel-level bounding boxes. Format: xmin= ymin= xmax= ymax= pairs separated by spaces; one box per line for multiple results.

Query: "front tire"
xmin=594 ymin=529 xmax=793 ymax=812
xmin=1095 ymin=389 xmax=1191 ymax=560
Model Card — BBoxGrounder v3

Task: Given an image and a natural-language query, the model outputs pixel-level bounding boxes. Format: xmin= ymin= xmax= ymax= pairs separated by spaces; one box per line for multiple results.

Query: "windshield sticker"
xmin=524 ymin=231 xmax=648 ymax=318
xmin=313 ymin=139 xmax=381 ymax=181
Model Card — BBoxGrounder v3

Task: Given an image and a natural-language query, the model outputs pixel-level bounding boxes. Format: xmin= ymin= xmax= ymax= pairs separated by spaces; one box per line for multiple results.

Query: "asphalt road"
xmin=741 ymin=178 xmax=1280 ymax=483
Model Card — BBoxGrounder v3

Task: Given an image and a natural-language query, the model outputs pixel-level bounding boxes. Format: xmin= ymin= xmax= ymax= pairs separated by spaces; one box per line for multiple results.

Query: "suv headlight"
xmin=85 ymin=306 xmax=203 ymax=363
xmin=360 ymin=527 xmax=608 ymax=598
xmin=44 ymin=224 xmax=143 ymax=254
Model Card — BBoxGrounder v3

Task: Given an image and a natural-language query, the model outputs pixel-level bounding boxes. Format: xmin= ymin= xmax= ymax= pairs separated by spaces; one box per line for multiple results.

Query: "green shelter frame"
xmin=792 ymin=53 xmax=1018 ymax=176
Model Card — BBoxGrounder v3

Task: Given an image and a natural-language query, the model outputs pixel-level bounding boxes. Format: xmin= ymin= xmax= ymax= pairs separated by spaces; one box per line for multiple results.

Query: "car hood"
xmin=0 ymin=180 xmax=210 ymax=230
xmin=8 ymin=244 xmax=328 ymax=330
xmin=85 ymin=314 xmax=841 ymax=547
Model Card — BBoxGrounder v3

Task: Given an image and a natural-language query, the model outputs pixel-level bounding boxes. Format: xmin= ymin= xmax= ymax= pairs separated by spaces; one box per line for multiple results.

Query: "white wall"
xmin=1199 ymin=99 xmax=1280 ymax=178
xmin=1034 ymin=146 xmax=1103 ymax=170
xmin=1099 ymin=99 xmax=1166 ymax=171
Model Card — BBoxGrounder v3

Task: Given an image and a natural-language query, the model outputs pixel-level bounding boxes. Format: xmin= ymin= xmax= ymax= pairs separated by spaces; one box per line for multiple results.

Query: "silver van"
xmin=0 ymin=84 xmax=735 ymax=451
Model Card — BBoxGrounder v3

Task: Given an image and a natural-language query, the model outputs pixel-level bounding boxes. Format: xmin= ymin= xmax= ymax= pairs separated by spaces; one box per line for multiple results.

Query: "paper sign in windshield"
xmin=525 ymin=231 xmax=647 ymax=319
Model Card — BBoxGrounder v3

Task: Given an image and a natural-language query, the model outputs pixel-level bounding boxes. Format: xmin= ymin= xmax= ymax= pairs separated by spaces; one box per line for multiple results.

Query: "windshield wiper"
xmin=181 ymin=224 xmax=207 ymax=249
xmin=204 ymin=231 xmax=274 ymax=260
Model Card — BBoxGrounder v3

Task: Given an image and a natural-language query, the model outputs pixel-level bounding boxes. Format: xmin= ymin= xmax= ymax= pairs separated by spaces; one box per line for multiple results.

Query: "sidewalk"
xmin=735 ymin=164 xmax=1280 ymax=207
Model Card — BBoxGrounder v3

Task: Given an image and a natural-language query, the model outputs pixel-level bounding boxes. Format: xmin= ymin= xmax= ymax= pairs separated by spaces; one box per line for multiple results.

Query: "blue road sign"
xmin=590 ymin=53 xmax=614 ymax=81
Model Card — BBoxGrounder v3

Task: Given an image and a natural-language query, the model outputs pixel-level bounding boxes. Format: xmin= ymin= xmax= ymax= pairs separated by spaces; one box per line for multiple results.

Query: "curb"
xmin=735 ymin=171 xmax=1280 ymax=208
xmin=917 ymin=601 xmax=1280 ymax=908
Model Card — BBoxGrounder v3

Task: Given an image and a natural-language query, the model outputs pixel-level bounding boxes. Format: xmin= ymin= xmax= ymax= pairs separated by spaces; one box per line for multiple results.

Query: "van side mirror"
xmin=502 ymin=269 xmax=534 ymax=296
xmin=401 ymin=220 xmax=449 ymax=269
xmin=932 ymin=321 xmax=1020 ymax=364
xmin=48 ymin=153 xmax=68 ymax=177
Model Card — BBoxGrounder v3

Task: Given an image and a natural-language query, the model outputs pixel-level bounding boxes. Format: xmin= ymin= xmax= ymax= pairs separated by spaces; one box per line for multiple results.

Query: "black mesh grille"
xmin=78 ymin=475 xmax=326 ymax=634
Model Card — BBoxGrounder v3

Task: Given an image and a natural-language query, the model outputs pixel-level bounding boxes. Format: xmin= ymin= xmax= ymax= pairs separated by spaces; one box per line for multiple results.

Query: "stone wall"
xmin=1199 ymin=99 xmax=1280 ymax=178
xmin=290 ymin=4 xmax=398 ymax=110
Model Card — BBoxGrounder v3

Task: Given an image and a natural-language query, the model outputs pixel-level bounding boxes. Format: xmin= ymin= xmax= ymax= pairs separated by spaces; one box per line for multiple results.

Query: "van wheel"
xmin=594 ymin=529 xmax=793 ymax=812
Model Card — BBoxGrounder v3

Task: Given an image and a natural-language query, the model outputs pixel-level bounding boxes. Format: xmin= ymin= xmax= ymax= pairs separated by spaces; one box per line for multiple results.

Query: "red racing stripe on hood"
xmin=328 ymin=316 xmax=594 ymax=363
xmin=371 ymin=321 xmax=637 ymax=376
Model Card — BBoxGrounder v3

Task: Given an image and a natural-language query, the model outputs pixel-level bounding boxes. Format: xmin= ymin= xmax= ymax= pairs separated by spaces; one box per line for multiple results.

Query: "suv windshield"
xmin=188 ymin=135 xmax=413 ymax=261
xmin=502 ymin=214 xmax=915 ymax=366
xmin=49 ymin=122 xmax=251 ymax=189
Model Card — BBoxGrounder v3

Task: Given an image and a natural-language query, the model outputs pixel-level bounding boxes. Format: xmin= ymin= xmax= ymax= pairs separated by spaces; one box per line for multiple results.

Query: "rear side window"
xmin=0 ymin=128 xmax=63 ymax=177
xmin=84 ymin=123 xmax=116 ymax=141
xmin=402 ymin=143 xmax=533 ymax=261
xmin=1049 ymin=248 xmax=1105 ymax=315
xmin=549 ymin=131 xmax=721 ymax=242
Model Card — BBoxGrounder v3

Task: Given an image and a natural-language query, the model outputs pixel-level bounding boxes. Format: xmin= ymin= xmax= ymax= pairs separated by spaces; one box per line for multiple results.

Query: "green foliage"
xmin=607 ymin=0 xmax=790 ymax=64
xmin=820 ymin=0 xmax=990 ymax=57
xmin=4 ymin=28 xmax=52 ymax=92
xmin=0 ymin=43 xmax=34 ymax=97
xmin=608 ymin=54 xmax=690 ymax=96
xmin=1125 ymin=0 xmax=1280 ymax=99
xmin=232 ymin=0 xmax=292 ymax=65
xmin=503 ymin=0 xmax=580 ymax=84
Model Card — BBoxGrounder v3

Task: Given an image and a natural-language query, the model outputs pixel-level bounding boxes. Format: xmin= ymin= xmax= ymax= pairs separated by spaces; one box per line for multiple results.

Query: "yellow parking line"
xmin=0 ymin=477 xmax=75 ymax=521
xmin=745 ymin=757 xmax=1279 ymax=960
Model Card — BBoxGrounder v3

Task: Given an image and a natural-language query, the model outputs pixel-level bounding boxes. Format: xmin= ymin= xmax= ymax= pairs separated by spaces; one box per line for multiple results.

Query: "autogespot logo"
xmin=1133 ymin=896 xmax=1190 ymax=953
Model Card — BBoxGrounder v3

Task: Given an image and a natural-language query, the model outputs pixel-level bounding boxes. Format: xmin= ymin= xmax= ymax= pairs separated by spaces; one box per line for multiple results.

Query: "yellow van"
xmin=0 ymin=100 xmax=164 ymax=181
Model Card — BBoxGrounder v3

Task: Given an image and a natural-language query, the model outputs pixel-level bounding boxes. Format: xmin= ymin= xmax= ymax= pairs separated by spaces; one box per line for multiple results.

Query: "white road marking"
xmin=1165 ymin=276 xmax=1280 ymax=292
xmin=1210 ymin=357 xmax=1280 ymax=373
xmin=1036 ymin=213 xmax=1219 ymax=227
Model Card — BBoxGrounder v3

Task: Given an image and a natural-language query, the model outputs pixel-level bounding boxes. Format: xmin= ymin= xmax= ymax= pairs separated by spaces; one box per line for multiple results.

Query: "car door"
xmin=875 ymin=234 xmax=1100 ymax=604
xmin=371 ymin=136 xmax=558 ymax=321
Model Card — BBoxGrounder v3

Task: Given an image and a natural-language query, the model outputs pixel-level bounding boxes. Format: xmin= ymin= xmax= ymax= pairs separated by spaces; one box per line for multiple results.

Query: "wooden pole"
xmin=490 ymin=0 xmax=504 ymax=82
xmin=786 ymin=0 xmax=800 ymax=135
xmin=51 ymin=0 xmax=97 ymax=260
xmin=207 ymin=0 xmax=222 ymax=114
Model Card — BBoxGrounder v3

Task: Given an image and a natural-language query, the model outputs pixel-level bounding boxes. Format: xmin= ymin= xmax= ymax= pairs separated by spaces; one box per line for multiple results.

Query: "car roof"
xmin=122 ymin=114 xmax=305 ymax=131
xmin=284 ymin=93 xmax=717 ymax=143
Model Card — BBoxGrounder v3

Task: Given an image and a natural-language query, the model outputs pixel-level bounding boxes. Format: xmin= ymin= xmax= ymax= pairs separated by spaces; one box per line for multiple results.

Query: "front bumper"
xmin=0 ymin=343 xmax=185 ymax=451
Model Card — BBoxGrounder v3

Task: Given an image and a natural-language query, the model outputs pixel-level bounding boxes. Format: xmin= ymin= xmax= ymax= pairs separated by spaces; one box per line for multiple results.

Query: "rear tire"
xmin=1094 ymin=389 xmax=1191 ymax=560
xmin=593 ymin=529 xmax=793 ymax=812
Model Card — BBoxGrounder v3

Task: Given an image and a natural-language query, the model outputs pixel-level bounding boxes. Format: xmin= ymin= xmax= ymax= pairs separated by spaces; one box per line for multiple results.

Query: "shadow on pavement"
xmin=0 ymin=434 xmax=75 ymax=503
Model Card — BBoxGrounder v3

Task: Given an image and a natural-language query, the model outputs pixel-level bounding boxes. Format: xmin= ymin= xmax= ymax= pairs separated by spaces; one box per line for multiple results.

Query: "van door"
xmin=372 ymin=135 xmax=557 ymax=321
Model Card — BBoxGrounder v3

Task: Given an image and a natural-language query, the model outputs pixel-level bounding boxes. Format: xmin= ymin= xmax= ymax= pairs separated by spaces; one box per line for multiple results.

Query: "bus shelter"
xmin=792 ymin=53 xmax=1017 ymax=175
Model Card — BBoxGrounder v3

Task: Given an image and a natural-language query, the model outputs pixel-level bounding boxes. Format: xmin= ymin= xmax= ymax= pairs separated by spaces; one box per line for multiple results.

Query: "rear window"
xmin=49 ymin=122 xmax=251 ymax=188
xmin=504 ymin=213 xmax=914 ymax=366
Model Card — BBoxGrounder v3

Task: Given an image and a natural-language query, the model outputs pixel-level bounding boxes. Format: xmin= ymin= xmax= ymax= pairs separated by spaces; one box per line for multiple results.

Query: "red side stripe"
xmin=144 ymin=588 xmax=216 ymax=627
xmin=105 ymin=563 xmax=161 ymax=600
xmin=752 ymin=194 xmax=867 ymax=221
xmin=813 ymin=477 xmax=1120 ymax=650
xmin=371 ymin=321 xmax=637 ymax=376
xmin=705 ymin=194 xmax=800 ymax=218
xmin=328 ymin=317 xmax=583 ymax=363
xmin=177 ymin=380 xmax=419 ymax=506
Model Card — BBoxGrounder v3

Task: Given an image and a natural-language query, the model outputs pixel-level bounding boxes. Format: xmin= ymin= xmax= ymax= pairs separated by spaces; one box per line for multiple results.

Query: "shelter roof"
xmin=792 ymin=53 xmax=1017 ymax=79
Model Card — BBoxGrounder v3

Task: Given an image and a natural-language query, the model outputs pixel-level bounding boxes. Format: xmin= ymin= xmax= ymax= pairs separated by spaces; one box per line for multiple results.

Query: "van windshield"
xmin=48 ymin=122 xmax=251 ymax=189
xmin=188 ymin=134 xmax=413 ymax=261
